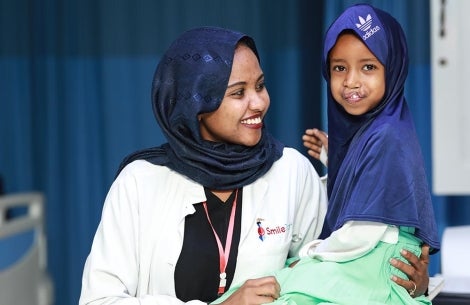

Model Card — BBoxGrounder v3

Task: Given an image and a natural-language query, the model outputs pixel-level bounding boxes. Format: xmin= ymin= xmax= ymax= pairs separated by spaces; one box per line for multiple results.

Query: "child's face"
xmin=329 ymin=33 xmax=385 ymax=116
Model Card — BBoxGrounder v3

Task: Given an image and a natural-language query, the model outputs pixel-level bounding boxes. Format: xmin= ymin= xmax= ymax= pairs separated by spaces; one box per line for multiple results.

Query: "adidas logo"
xmin=356 ymin=14 xmax=373 ymax=31
xmin=355 ymin=13 xmax=380 ymax=40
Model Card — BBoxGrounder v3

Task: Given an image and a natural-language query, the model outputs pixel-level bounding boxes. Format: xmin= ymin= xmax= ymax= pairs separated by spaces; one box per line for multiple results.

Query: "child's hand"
xmin=302 ymin=128 xmax=328 ymax=167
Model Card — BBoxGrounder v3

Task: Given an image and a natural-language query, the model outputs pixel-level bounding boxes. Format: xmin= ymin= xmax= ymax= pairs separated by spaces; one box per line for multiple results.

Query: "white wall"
xmin=431 ymin=0 xmax=470 ymax=194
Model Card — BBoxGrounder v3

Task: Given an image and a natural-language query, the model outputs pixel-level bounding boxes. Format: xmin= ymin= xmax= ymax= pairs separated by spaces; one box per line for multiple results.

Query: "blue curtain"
xmin=1 ymin=0 xmax=469 ymax=304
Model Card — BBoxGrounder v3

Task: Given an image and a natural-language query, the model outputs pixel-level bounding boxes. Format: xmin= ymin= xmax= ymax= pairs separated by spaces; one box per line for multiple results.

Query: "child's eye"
xmin=363 ymin=64 xmax=377 ymax=71
xmin=332 ymin=65 xmax=345 ymax=72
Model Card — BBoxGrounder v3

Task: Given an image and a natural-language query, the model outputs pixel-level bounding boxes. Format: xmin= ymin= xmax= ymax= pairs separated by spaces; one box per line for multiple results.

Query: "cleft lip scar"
xmin=344 ymin=91 xmax=362 ymax=99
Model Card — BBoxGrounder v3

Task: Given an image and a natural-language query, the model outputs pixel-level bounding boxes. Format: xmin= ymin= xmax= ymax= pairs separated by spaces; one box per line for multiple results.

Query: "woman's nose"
xmin=249 ymin=91 xmax=269 ymax=110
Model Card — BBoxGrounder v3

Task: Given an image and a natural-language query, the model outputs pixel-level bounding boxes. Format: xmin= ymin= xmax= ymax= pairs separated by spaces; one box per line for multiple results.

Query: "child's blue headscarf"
xmin=117 ymin=27 xmax=284 ymax=190
xmin=322 ymin=4 xmax=440 ymax=252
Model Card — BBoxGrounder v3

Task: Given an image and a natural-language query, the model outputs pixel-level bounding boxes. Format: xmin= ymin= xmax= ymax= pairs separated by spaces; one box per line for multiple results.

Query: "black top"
xmin=175 ymin=188 xmax=243 ymax=302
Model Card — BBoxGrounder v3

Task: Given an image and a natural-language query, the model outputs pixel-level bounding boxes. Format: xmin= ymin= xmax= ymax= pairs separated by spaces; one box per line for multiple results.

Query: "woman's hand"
xmin=390 ymin=244 xmax=430 ymax=297
xmin=219 ymin=276 xmax=280 ymax=305
xmin=302 ymin=128 xmax=328 ymax=166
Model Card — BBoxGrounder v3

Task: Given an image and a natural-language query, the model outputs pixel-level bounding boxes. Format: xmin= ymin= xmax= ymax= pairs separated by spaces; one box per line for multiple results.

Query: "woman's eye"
xmin=256 ymin=82 xmax=266 ymax=91
xmin=231 ymin=89 xmax=244 ymax=97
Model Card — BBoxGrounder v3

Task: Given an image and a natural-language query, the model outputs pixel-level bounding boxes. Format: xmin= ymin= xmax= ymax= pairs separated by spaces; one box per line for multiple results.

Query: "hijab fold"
xmin=117 ymin=27 xmax=284 ymax=190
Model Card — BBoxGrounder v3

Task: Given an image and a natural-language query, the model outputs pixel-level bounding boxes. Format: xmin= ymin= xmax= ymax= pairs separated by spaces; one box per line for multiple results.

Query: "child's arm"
xmin=302 ymin=221 xmax=394 ymax=262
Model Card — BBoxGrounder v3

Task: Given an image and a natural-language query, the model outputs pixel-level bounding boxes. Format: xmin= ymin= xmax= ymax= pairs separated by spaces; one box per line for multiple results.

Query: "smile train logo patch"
xmin=256 ymin=218 xmax=292 ymax=242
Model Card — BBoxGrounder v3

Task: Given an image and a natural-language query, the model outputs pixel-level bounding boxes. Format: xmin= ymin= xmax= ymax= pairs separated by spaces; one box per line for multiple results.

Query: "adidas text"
xmin=362 ymin=25 xmax=380 ymax=40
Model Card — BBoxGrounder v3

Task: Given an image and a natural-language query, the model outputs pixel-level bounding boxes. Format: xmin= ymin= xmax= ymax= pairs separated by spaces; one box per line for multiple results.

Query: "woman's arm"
xmin=79 ymin=169 xmax=206 ymax=305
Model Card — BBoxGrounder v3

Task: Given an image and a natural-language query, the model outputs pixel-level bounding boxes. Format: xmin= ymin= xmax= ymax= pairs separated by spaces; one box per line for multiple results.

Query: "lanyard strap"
xmin=202 ymin=189 xmax=238 ymax=296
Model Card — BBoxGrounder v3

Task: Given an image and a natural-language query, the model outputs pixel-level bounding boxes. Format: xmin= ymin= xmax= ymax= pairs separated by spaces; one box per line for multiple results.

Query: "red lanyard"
xmin=202 ymin=189 xmax=238 ymax=296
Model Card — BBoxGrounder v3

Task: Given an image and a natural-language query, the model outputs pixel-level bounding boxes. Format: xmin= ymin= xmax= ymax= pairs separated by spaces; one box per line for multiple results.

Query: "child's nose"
xmin=344 ymin=71 xmax=360 ymax=88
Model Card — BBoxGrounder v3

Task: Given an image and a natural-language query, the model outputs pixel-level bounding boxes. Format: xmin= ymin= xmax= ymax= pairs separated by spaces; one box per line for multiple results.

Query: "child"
xmin=214 ymin=4 xmax=440 ymax=304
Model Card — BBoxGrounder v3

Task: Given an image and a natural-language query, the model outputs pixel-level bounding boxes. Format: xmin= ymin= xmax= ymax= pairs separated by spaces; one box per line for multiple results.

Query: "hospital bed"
xmin=0 ymin=192 xmax=54 ymax=305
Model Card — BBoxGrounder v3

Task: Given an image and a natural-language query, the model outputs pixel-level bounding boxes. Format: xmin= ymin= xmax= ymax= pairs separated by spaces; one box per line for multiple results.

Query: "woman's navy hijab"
xmin=117 ymin=26 xmax=284 ymax=190
xmin=321 ymin=4 xmax=440 ymax=252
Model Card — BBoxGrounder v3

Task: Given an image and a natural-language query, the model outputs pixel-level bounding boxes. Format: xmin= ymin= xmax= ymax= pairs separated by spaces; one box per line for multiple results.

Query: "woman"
xmin=79 ymin=26 xmax=327 ymax=305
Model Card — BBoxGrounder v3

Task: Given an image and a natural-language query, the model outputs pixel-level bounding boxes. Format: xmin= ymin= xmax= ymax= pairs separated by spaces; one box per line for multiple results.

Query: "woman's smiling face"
xmin=198 ymin=43 xmax=269 ymax=146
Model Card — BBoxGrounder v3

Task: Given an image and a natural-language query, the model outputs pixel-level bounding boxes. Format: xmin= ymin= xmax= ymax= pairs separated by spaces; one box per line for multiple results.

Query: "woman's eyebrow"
xmin=227 ymin=74 xmax=265 ymax=88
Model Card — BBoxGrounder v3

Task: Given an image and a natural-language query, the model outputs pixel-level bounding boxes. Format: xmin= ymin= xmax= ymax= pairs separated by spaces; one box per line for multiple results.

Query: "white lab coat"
xmin=79 ymin=147 xmax=327 ymax=305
